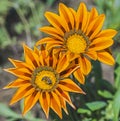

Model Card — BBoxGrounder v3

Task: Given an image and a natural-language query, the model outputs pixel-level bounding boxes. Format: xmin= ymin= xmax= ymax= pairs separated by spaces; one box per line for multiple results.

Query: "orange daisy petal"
xmin=51 ymin=49 xmax=58 ymax=69
xmin=56 ymin=54 xmax=69 ymax=73
xmin=23 ymin=91 xmax=40 ymax=115
xmin=50 ymin=92 xmax=62 ymax=119
xmin=45 ymin=12 xmax=68 ymax=33
xmin=10 ymin=84 xmax=34 ymax=105
xmin=96 ymin=29 xmax=117 ymax=38
xmin=97 ymin=51 xmax=115 ymax=65
xmin=86 ymin=14 xmax=105 ymax=39
xmin=89 ymin=38 xmax=114 ymax=51
xmin=59 ymin=97 xmax=68 ymax=115
xmin=84 ymin=7 xmax=99 ymax=33
xmin=55 ymin=88 xmax=75 ymax=109
xmin=88 ymin=7 xmax=98 ymax=22
xmin=4 ymin=68 xmax=31 ymax=80
xmin=4 ymin=79 xmax=29 ymax=89
xmin=46 ymin=43 xmax=62 ymax=50
xmin=40 ymin=27 xmax=64 ymax=41
xmin=8 ymin=58 xmax=33 ymax=71
xmin=73 ymin=68 xmax=85 ymax=84
xmin=79 ymin=56 xmax=92 ymax=75
xmin=76 ymin=2 xmax=87 ymax=30
xmin=24 ymin=44 xmax=40 ymax=68
xmin=86 ymin=51 xmax=97 ymax=60
xmin=60 ymin=63 xmax=79 ymax=78
xmin=59 ymin=79 xmax=85 ymax=94
xmin=80 ymin=3 xmax=88 ymax=32
xmin=69 ymin=8 xmax=76 ymax=26
xmin=59 ymin=3 xmax=74 ymax=29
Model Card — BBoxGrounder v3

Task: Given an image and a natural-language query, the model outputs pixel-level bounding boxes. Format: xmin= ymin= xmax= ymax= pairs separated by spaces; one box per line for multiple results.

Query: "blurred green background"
xmin=0 ymin=0 xmax=120 ymax=121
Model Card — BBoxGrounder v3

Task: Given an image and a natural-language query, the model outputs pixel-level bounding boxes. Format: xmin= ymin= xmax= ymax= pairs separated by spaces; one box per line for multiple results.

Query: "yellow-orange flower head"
xmin=4 ymin=44 xmax=85 ymax=119
xmin=36 ymin=2 xmax=117 ymax=84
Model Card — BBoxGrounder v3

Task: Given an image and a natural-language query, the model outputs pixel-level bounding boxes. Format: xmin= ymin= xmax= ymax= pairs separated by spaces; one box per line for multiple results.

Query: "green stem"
xmin=8 ymin=1 xmax=32 ymax=46
xmin=29 ymin=2 xmax=40 ymax=25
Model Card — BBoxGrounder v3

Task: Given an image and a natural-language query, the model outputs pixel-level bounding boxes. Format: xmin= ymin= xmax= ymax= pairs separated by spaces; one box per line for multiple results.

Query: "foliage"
xmin=0 ymin=102 xmax=46 ymax=121
xmin=0 ymin=0 xmax=53 ymax=48
xmin=0 ymin=0 xmax=120 ymax=121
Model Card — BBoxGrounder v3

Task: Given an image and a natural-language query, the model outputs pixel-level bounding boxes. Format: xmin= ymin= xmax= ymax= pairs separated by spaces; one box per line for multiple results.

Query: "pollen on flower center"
xmin=31 ymin=66 xmax=59 ymax=92
xmin=66 ymin=34 xmax=87 ymax=54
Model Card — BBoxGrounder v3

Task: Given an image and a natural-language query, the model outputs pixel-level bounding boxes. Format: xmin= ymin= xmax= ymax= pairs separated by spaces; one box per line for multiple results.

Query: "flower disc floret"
xmin=66 ymin=34 xmax=87 ymax=54
xmin=31 ymin=66 xmax=59 ymax=92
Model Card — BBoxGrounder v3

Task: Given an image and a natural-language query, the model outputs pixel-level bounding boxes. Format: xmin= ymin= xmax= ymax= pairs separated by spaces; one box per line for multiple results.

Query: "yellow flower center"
xmin=31 ymin=66 xmax=59 ymax=92
xmin=66 ymin=34 xmax=87 ymax=54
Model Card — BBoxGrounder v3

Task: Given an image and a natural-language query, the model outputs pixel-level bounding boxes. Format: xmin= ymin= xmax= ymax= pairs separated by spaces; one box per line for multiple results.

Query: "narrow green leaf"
xmin=0 ymin=103 xmax=21 ymax=119
xmin=86 ymin=101 xmax=107 ymax=111
xmin=116 ymin=53 xmax=120 ymax=65
xmin=113 ymin=87 xmax=120 ymax=121
xmin=77 ymin=108 xmax=91 ymax=115
xmin=98 ymin=90 xmax=113 ymax=99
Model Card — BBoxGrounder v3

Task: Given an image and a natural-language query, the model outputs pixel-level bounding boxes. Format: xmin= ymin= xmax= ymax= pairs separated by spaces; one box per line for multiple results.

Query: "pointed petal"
xmin=86 ymin=51 xmax=97 ymax=60
xmin=84 ymin=7 xmax=98 ymax=33
xmin=40 ymin=27 xmax=64 ymax=41
xmin=39 ymin=92 xmax=50 ymax=118
xmin=59 ymin=79 xmax=85 ymax=94
xmin=45 ymin=12 xmax=68 ymax=33
xmin=34 ymin=46 xmax=40 ymax=55
xmin=60 ymin=63 xmax=79 ymax=78
xmin=51 ymin=49 xmax=58 ymax=69
xmin=46 ymin=43 xmax=62 ymax=51
xmin=97 ymin=51 xmax=115 ymax=65
xmin=67 ymin=51 xmax=80 ymax=61
xmin=76 ymin=2 xmax=88 ymax=31
xmin=73 ymin=68 xmax=85 ymax=84
xmin=8 ymin=58 xmax=33 ymax=71
xmin=89 ymin=38 xmax=114 ymax=51
xmin=56 ymin=54 xmax=69 ymax=73
xmin=59 ymin=3 xmax=74 ymax=29
xmin=4 ymin=68 xmax=31 ymax=80
xmin=59 ymin=97 xmax=68 ymax=115
xmin=86 ymin=14 xmax=105 ymax=39
xmin=90 ymin=14 xmax=105 ymax=40
xmin=89 ymin=7 xmax=98 ymax=22
xmin=69 ymin=8 xmax=76 ymax=27
xmin=23 ymin=91 xmax=40 ymax=115
xmin=24 ymin=44 xmax=40 ymax=68
xmin=55 ymin=88 xmax=75 ymax=109
xmin=36 ymin=37 xmax=54 ymax=45
xmin=39 ymin=47 xmax=48 ymax=66
xmin=96 ymin=29 xmax=117 ymax=38
xmin=81 ymin=3 xmax=88 ymax=32
xmin=79 ymin=56 xmax=92 ymax=75
xmin=50 ymin=92 xmax=62 ymax=119
xmin=10 ymin=84 xmax=35 ymax=105
xmin=4 ymin=79 xmax=29 ymax=89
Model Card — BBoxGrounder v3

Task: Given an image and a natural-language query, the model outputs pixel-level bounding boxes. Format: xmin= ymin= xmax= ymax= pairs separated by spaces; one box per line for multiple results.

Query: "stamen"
xmin=66 ymin=34 xmax=87 ymax=54
xmin=64 ymin=30 xmax=90 ymax=54
xmin=31 ymin=66 xmax=59 ymax=92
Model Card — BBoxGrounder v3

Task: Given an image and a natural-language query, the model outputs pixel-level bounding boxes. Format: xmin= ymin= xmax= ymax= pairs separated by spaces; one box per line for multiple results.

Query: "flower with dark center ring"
xmin=36 ymin=2 xmax=117 ymax=84
xmin=4 ymin=44 xmax=85 ymax=119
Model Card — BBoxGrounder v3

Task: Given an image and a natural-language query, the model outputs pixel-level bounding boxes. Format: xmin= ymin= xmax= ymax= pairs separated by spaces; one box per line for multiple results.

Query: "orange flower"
xmin=4 ymin=44 xmax=85 ymax=119
xmin=36 ymin=2 xmax=117 ymax=84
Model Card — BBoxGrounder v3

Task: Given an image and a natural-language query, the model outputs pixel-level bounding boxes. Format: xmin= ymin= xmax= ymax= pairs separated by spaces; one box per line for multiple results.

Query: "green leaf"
xmin=113 ymin=87 xmax=120 ymax=121
xmin=20 ymin=101 xmax=46 ymax=121
xmin=116 ymin=53 xmax=120 ymax=65
xmin=0 ymin=103 xmax=21 ymax=119
xmin=46 ymin=0 xmax=55 ymax=6
xmin=98 ymin=90 xmax=113 ymax=99
xmin=77 ymin=108 xmax=91 ymax=115
xmin=86 ymin=101 xmax=107 ymax=111
xmin=114 ymin=53 xmax=120 ymax=89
